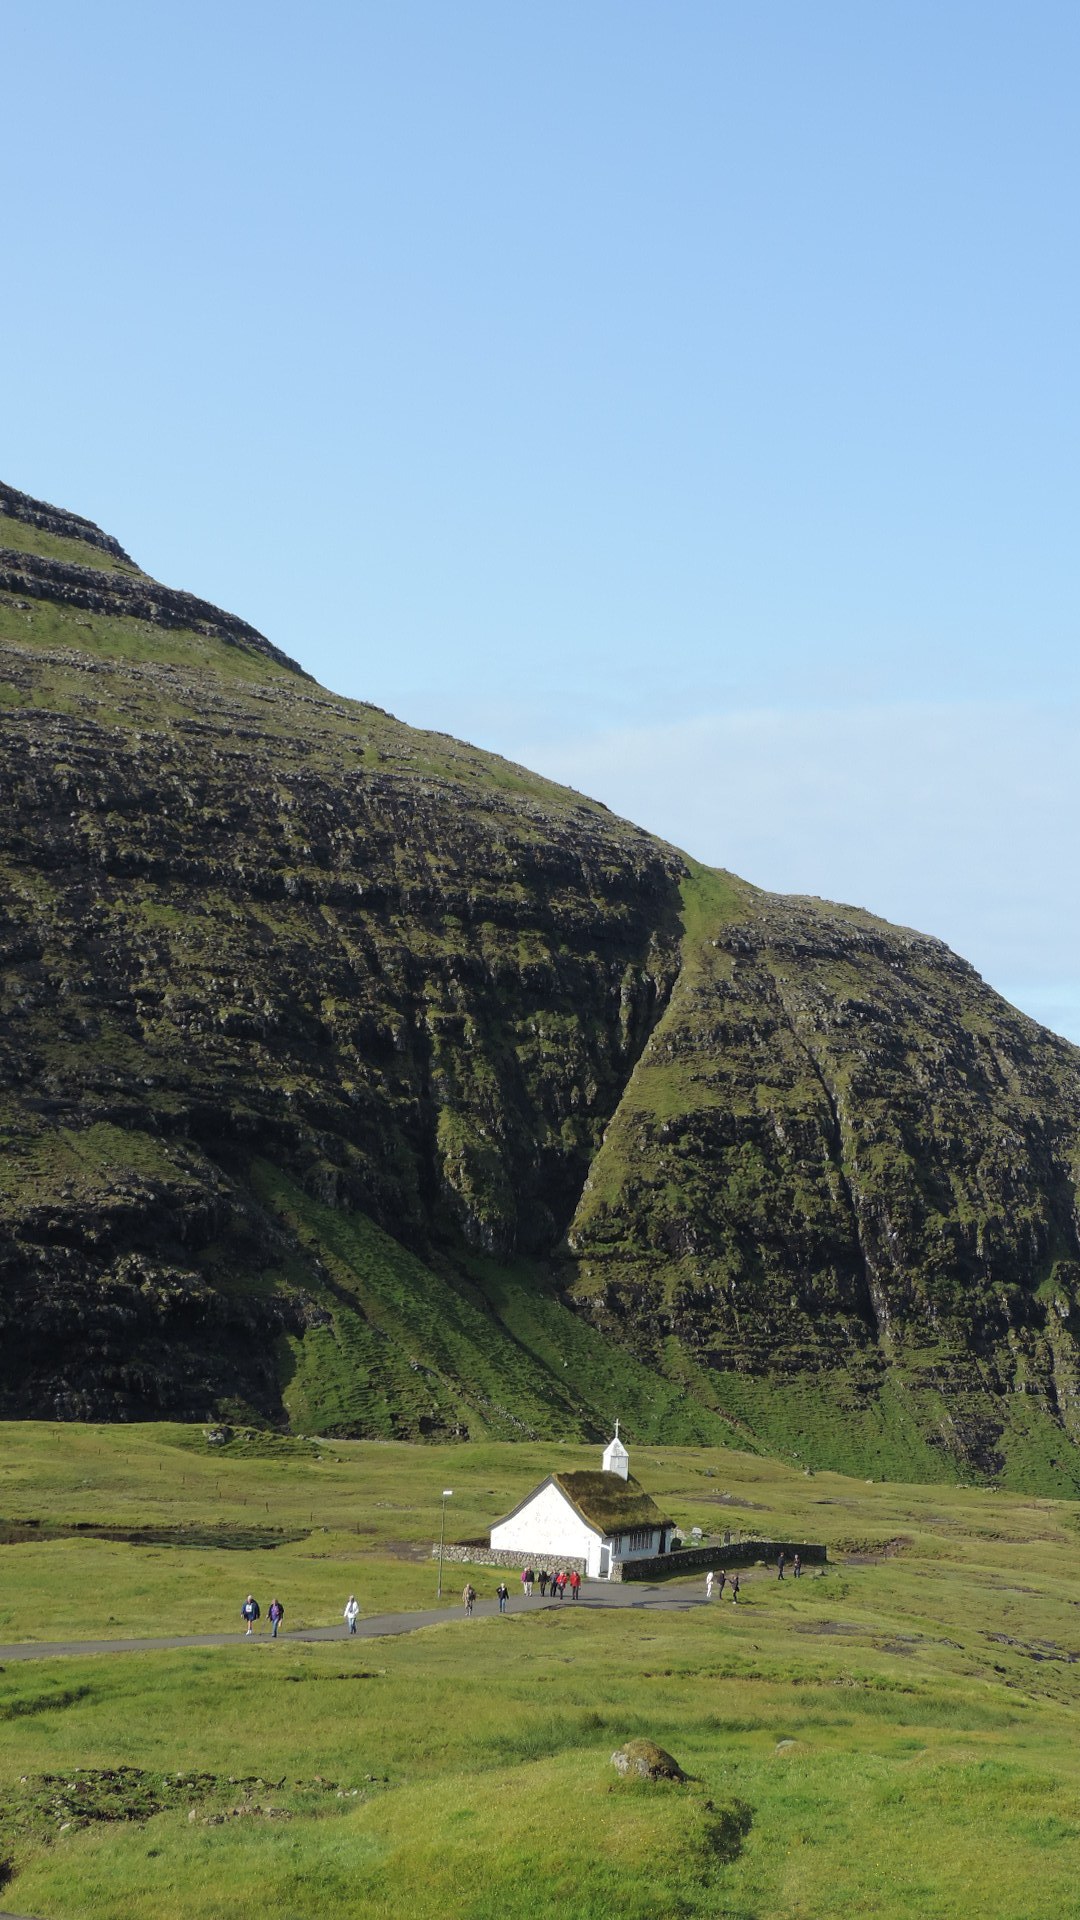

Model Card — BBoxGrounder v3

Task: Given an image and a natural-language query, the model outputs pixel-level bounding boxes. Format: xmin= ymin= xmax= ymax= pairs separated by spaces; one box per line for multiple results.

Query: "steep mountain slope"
xmin=3 ymin=481 xmax=1080 ymax=1487
xmin=568 ymin=875 xmax=1080 ymax=1482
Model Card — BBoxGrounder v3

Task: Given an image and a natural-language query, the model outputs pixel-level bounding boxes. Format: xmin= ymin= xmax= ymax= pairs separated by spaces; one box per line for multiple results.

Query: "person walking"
xmin=344 ymin=1595 xmax=360 ymax=1635
xmin=730 ymin=1573 xmax=740 ymax=1604
xmin=463 ymin=1582 xmax=476 ymax=1616
xmin=268 ymin=1598 xmax=284 ymax=1639
xmin=569 ymin=1569 xmax=581 ymax=1600
xmin=717 ymin=1569 xmax=727 ymax=1599
xmin=521 ymin=1565 xmax=533 ymax=1597
xmin=538 ymin=1569 xmax=549 ymax=1596
xmin=241 ymin=1594 xmax=260 ymax=1635
xmin=793 ymin=1553 xmax=802 ymax=1579
xmin=777 ymin=1550 xmax=786 ymax=1581
xmin=496 ymin=1581 xmax=509 ymax=1613
xmin=705 ymin=1570 xmax=714 ymax=1601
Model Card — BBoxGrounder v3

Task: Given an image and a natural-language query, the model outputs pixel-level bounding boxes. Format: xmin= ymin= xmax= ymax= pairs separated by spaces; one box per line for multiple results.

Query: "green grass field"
xmin=2 ymin=1423 xmax=1080 ymax=1916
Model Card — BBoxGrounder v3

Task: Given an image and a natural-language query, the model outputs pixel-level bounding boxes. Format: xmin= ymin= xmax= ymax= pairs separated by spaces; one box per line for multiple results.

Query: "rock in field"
xmin=610 ymin=1738 xmax=687 ymax=1782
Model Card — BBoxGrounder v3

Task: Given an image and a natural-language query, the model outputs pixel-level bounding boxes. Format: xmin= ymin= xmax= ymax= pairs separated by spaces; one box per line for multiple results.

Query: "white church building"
xmin=489 ymin=1428 xmax=675 ymax=1580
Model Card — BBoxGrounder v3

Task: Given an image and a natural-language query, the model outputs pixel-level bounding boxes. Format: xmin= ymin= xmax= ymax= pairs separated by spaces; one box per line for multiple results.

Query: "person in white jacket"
xmin=344 ymin=1594 xmax=360 ymax=1635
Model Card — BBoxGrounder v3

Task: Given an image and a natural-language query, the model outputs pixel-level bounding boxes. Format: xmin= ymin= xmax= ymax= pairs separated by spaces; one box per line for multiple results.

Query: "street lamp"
xmin=437 ymin=1489 xmax=454 ymax=1599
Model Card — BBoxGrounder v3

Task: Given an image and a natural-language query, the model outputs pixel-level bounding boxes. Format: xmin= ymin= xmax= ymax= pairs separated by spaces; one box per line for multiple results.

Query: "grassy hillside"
xmin=3 ymin=1427 xmax=1080 ymax=1916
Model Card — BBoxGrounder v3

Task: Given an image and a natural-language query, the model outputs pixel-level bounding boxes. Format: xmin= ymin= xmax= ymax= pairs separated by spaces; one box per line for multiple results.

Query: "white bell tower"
xmin=602 ymin=1420 xmax=629 ymax=1480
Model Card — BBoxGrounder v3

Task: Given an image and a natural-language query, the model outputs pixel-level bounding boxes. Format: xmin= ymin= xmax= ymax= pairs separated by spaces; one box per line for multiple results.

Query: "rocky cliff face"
xmin=567 ymin=884 xmax=1080 ymax=1477
xmin=0 ymin=485 xmax=687 ymax=1433
xmin=3 ymin=482 xmax=1080 ymax=1487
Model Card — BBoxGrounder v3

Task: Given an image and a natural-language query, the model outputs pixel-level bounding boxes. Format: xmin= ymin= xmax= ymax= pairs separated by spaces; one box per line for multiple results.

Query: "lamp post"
xmin=437 ymin=1489 xmax=453 ymax=1599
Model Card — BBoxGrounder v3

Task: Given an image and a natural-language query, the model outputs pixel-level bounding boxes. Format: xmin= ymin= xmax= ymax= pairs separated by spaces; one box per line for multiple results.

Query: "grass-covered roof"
xmin=553 ymin=1471 xmax=671 ymax=1536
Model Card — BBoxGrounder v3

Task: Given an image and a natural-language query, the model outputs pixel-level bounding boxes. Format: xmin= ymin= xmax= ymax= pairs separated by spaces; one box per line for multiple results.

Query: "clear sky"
xmin=5 ymin=4 xmax=1079 ymax=1037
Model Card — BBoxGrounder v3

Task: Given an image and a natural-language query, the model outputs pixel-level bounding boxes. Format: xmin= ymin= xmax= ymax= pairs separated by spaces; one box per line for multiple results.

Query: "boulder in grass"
xmin=610 ymin=1738 xmax=687 ymax=1782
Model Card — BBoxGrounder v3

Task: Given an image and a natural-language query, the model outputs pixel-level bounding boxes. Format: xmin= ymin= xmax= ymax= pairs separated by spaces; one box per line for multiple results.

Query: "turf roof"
xmin=552 ymin=1471 xmax=671 ymax=1536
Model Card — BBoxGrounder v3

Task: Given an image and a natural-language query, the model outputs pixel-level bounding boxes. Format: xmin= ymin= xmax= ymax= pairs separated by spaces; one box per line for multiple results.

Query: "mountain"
xmin=3 ymin=480 xmax=1080 ymax=1490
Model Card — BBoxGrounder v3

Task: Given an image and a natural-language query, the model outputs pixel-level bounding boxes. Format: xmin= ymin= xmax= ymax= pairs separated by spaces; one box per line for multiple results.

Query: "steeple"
xmin=602 ymin=1420 xmax=629 ymax=1479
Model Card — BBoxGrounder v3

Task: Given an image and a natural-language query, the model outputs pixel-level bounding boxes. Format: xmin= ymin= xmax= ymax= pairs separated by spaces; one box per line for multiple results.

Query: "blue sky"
xmin=4 ymin=3 xmax=1079 ymax=1037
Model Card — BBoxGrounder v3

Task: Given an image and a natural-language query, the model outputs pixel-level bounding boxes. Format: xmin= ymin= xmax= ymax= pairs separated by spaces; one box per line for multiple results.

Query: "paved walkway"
xmin=0 ymin=1577 xmax=723 ymax=1664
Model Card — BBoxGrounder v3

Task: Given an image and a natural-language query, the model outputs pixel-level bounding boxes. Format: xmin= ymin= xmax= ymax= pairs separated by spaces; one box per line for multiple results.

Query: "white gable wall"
xmin=490 ymin=1481 xmax=599 ymax=1570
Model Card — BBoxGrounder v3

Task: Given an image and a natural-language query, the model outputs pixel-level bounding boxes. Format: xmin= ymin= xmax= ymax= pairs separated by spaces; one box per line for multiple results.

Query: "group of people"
xmin=460 ymin=1565 xmax=583 ymax=1614
xmin=704 ymin=1552 xmax=801 ymax=1604
xmin=242 ymin=1594 xmax=282 ymax=1636
xmin=240 ymin=1593 xmax=361 ymax=1637
xmin=519 ymin=1565 xmax=581 ymax=1599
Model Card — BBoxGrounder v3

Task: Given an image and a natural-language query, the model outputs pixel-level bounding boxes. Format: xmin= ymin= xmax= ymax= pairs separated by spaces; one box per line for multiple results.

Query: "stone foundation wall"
xmin=432 ymin=1543 xmax=587 ymax=1575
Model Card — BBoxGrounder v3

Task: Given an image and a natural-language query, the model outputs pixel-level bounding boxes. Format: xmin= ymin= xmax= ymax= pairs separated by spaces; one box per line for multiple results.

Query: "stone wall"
xmin=433 ymin=1539 xmax=824 ymax=1582
xmin=615 ymin=1540 xmax=827 ymax=1583
xmin=432 ymin=1543 xmax=587 ymax=1574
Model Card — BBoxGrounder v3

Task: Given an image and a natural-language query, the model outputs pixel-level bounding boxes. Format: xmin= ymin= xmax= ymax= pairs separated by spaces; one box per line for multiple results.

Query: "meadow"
xmin=2 ymin=1423 xmax=1080 ymax=1917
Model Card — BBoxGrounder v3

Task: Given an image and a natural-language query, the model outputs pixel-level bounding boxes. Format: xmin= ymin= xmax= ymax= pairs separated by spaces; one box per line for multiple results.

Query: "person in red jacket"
xmin=569 ymin=1569 xmax=581 ymax=1599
